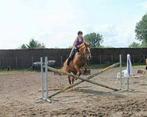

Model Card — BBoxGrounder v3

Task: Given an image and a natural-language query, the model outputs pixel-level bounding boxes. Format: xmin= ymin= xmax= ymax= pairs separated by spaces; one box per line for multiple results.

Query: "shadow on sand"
xmin=74 ymin=88 xmax=126 ymax=98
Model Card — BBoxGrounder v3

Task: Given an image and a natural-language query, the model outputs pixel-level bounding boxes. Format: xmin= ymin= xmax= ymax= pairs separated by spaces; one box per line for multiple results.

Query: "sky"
xmin=0 ymin=0 xmax=147 ymax=49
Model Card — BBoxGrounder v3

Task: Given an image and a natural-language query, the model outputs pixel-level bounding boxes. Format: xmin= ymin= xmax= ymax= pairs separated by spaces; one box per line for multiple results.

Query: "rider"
xmin=67 ymin=31 xmax=85 ymax=65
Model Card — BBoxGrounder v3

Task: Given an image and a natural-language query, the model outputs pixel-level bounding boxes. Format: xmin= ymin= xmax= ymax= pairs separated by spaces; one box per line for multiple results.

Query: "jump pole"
xmin=48 ymin=66 xmax=119 ymax=90
xmin=40 ymin=57 xmax=51 ymax=102
xmin=48 ymin=62 xmax=119 ymax=99
xmin=119 ymin=54 xmax=123 ymax=89
xmin=40 ymin=57 xmax=44 ymax=99
xmin=126 ymin=54 xmax=132 ymax=91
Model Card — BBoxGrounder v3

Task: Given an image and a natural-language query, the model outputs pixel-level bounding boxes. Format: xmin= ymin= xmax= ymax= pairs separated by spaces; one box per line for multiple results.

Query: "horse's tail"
xmin=59 ymin=67 xmax=64 ymax=72
xmin=60 ymin=63 xmax=67 ymax=72
xmin=52 ymin=67 xmax=64 ymax=76
xmin=53 ymin=61 xmax=67 ymax=75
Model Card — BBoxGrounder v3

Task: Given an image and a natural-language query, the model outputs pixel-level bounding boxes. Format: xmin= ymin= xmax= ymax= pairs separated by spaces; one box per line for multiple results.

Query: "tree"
xmin=129 ymin=42 xmax=141 ymax=48
xmin=21 ymin=39 xmax=45 ymax=49
xmin=135 ymin=13 xmax=147 ymax=47
xmin=84 ymin=32 xmax=103 ymax=48
xmin=21 ymin=44 xmax=27 ymax=49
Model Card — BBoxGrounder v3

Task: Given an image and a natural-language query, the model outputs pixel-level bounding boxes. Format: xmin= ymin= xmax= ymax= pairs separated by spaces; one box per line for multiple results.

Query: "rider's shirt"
xmin=73 ymin=36 xmax=84 ymax=49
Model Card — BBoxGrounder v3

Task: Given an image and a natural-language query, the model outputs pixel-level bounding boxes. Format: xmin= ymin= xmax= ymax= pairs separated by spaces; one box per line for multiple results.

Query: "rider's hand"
xmin=76 ymin=48 xmax=79 ymax=52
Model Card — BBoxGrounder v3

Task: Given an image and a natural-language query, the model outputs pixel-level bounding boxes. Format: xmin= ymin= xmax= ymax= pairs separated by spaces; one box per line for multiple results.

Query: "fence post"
xmin=32 ymin=57 xmax=34 ymax=66
xmin=99 ymin=55 xmax=101 ymax=64
xmin=61 ymin=56 xmax=63 ymax=66
xmin=111 ymin=55 xmax=114 ymax=63
xmin=119 ymin=54 xmax=123 ymax=89
xmin=15 ymin=57 xmax=18 ymax=68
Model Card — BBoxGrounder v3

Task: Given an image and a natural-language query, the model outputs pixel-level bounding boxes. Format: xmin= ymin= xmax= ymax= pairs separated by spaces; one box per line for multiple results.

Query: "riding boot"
xmin=67 ymin=57 xmax=72 ymax=65
xmin=67 ymin=48 xmax=77 ymax=65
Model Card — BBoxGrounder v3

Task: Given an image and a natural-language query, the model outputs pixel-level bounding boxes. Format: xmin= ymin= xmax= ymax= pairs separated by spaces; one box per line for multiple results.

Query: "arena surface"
xmin=0 ymin=66 xmax=147 ymax=117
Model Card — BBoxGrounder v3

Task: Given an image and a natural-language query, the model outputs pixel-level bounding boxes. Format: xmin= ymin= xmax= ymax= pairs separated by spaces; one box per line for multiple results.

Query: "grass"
xmin=0 ymin=71 xmax=19 ymax=76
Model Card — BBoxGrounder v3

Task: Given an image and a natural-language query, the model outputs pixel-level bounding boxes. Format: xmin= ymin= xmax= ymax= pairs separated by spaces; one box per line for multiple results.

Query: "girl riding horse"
xmin=67 ymin=31 xmax=85 ymax=65
xmin=63 ymin=31 xmax=91 ymax=84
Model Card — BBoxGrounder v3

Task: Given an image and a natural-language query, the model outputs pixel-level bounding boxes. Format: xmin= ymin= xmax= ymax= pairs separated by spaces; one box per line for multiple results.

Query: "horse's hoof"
xmin=77 ymin=72 xmax=81 ymax=76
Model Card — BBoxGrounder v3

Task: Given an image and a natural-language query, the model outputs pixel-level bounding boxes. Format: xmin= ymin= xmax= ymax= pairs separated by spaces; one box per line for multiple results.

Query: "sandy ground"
xmin=0 ymin=66 xmax=147 ymax=117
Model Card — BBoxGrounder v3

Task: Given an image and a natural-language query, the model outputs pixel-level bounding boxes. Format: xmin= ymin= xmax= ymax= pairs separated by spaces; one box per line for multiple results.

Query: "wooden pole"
xmin=48 ymin=67 xmax=119 ymax=91
xmin=48 ymin=63 xmax=119 ymax=98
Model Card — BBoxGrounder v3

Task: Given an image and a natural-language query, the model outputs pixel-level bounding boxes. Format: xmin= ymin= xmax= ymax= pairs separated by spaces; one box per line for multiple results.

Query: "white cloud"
xmin=0 ymin=0 xmax=83 ymax=49
xmin=92 ymin=23 xmax=136 ymax=47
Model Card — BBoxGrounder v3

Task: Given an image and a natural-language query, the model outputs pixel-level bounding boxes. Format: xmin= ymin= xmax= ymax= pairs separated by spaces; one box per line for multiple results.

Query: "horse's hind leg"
xmin=68 ymin=76 xmax=72 ymax=85
xmin=71 ymin=76 xmax=75 ymax=84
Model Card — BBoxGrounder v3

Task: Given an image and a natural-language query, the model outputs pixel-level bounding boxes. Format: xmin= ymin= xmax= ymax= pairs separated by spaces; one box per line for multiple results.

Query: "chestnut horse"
xmin=62 ymin=42 xmax=91 ymax=84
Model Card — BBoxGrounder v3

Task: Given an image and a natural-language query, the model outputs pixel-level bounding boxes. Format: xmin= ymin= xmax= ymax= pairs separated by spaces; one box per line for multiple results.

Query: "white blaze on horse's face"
xmin=86 ymin=47 xmax=91 ymax=60
xmin=84 ymin=46 xmax=91 ymax=61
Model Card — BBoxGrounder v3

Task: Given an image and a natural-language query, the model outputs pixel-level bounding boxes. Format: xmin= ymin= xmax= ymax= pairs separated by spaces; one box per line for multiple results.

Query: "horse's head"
xmin=79 ymin=42 xmax=91 ymax=60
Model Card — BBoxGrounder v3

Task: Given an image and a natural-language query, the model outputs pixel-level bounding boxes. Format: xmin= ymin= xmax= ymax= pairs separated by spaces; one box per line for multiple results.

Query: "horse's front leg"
xmin=84 ymin=67 xmax=87 ymax=74
xmin=74 ymin=65 xmax=81 ymax=77
xmin=68 ymin=76 xmax=75 ymax=85
xmin=83 ymin=63 xmax=88 ymax=73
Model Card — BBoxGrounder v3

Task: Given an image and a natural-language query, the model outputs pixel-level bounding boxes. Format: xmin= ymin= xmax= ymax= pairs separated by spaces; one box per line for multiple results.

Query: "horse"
xmin=62 ymin=42 xmax=91 ymax=84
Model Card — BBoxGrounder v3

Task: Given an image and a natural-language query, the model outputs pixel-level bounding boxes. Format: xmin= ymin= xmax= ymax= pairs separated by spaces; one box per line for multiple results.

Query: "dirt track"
xmin=0 ymin=66 xmax=147 ymax=117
